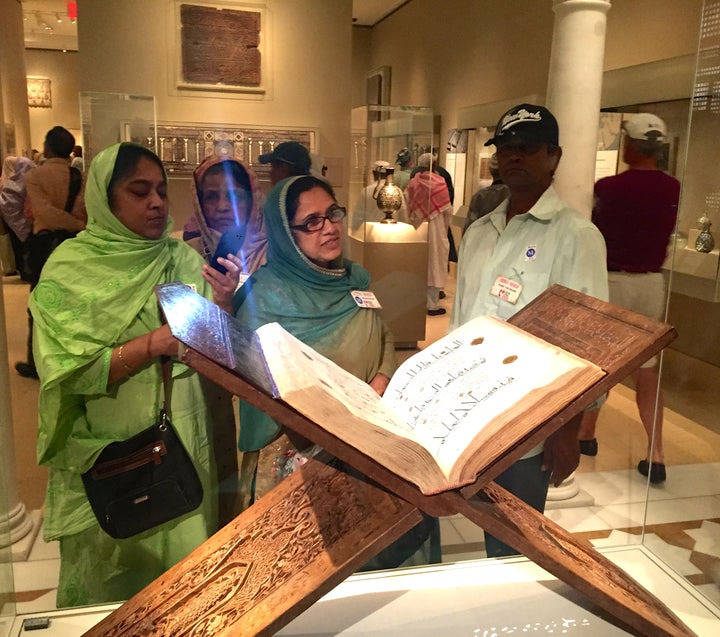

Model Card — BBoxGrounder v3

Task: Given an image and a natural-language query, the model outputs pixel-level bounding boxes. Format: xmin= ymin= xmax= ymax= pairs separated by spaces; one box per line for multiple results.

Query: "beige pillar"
xmin=0 ymin=288 xmax=34 ymax=550
xmin=0 ymin=0 xmax=32 ymax=157
xmin=0 ymin=0 xmax=35 ymax=551
xmin=545 ymin=0 xmax=611 ymax=503
xmin=546 ymin=0 xmax=612 ymax=217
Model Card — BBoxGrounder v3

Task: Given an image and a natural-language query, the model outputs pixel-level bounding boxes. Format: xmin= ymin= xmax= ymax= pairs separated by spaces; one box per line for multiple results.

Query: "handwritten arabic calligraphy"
xmin=385 ymin=333 xmax=521 ymax=458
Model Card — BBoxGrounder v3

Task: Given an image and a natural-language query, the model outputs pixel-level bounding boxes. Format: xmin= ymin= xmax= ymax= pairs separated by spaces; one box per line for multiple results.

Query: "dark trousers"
xmin=22 ymin=230 xmax=76 ymax=368
xmin=479 ymin=453 xmax=551 ymax=558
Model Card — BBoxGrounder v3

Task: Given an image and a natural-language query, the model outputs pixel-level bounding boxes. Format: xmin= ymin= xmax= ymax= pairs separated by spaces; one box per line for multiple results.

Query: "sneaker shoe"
xmin=427 ymin=308 xmax=446 ymax=316
xmin=15 ymin=361 xmax=39 ymax=379
xmin=579 ymin=438 xmax=598 ymax=456
xmin=638 ymin=459 xmax=666 ymax=484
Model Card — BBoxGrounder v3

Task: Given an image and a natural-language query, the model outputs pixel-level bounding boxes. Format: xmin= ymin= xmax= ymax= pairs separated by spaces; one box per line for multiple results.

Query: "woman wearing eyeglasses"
xmin=233 ymin=175 xmax=439 ymax=569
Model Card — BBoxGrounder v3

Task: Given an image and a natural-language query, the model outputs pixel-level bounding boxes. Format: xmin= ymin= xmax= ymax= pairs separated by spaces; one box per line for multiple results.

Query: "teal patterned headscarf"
xmin=234 ymin=176 xmax=380 ymax=451
xmin=30 ymin=142 xmax=204 ymax=389
xmin=234 ymin=175 xmax=371 ymax=342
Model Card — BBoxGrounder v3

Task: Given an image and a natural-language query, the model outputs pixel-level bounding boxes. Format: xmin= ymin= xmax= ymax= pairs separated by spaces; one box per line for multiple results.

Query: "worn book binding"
xmin=156 ymin=283 xmax=604 ymax=495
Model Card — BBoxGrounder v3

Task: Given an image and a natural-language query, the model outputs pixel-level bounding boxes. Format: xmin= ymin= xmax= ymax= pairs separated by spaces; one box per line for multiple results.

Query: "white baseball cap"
xmin=373 ymin=160 xmax=390 ymax=173
xmin=623 ymin=113 xmax=667 ymax=142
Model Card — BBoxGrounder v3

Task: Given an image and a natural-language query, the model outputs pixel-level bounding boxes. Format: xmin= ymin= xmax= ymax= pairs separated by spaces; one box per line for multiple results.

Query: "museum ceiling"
xmin=21 ymin=0 xmax=409 ymax=51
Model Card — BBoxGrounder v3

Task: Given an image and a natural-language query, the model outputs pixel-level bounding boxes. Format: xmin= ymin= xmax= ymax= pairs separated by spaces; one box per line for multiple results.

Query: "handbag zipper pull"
xmin=152 ymin=444 xmax=163 ymax=465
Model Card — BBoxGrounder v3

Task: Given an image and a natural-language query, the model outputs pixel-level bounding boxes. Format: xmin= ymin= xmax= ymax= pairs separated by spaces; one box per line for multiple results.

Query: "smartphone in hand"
xmin=210 ymin=227 xmax=245 ymax=274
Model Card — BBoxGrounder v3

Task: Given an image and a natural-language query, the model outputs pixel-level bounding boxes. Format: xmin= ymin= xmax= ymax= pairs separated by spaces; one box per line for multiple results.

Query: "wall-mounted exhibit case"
xmin=123 ymin=122 xmax=316 ymax=183
xmin=78 ymin=92 xmax=319 ymax=229
xmin=80 ymin=92 xmax=316 ymax=185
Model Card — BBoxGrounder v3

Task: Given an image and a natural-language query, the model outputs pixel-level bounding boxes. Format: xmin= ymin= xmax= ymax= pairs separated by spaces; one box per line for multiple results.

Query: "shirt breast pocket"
xmin=515 ymin=270 xmax=551 ymax=305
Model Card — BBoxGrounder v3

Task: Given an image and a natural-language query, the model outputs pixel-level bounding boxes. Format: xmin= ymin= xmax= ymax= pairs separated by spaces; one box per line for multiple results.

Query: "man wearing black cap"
xmin=258 ymin=141 xmax=311 ymax=186
xmin=451 ymin=103 xmax=608 ymax=557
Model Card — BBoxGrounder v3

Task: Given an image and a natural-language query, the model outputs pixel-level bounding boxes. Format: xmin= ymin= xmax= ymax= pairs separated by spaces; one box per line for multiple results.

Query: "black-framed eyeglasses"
xmin=290 ymin=205 xmax=347 ymax=233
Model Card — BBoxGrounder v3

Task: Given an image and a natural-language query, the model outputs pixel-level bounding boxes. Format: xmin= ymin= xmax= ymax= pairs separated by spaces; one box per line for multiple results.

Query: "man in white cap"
xmin=452 ymin=103 xmax=608 ymax=557
xmin=578 ymin=113 xmax=680 ymax=484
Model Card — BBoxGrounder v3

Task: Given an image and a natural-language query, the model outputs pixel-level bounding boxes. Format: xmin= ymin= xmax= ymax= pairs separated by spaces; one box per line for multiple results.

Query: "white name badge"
xmin=490 ymin=276 xmax=522 ymax=304
xmin=351 ymin=290 xmax=382 ymax=309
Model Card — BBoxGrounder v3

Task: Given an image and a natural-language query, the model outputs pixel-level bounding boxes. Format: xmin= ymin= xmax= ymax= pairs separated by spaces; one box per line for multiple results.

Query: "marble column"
xmin=545 ymin=0 xmax=611 ymax=503
xmin=0 ymin=286 xmax=34 ymax=550
xmin=546 ymin=0 xmax=612 ymax=217
xmin=0 ymin=0 xmax=36 ymax=551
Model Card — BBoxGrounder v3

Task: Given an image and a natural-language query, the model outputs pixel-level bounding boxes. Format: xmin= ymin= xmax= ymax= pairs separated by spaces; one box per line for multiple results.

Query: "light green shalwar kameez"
xmin=30 ymin=143 xmax=223 ymax=607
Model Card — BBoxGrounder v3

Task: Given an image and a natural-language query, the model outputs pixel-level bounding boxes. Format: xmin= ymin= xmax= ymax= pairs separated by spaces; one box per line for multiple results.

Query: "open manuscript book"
xmin=156 ymin=283 xmax=605 ymax=496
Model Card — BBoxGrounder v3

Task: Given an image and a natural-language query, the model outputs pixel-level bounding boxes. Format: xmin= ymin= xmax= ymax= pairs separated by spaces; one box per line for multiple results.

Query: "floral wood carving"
xmin=85 ymin=459 xmax=416 ymax=637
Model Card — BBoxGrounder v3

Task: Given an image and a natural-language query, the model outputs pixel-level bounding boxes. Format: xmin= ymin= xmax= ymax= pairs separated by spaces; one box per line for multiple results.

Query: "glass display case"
xmin=349 ymin=105 xmax=437 ymax=347
xmin=79 ymin=92 xmax=157 ymax=169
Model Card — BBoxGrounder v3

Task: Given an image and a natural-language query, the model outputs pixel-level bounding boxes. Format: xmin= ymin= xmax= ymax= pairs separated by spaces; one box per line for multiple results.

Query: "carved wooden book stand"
xmin=84 ymin=285 xmax=695 ymax=637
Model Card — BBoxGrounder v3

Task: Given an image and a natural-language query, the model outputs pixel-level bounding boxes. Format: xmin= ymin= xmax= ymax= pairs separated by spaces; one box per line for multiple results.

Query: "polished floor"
xmin=2 ymin=271 xmax=720 ymax=627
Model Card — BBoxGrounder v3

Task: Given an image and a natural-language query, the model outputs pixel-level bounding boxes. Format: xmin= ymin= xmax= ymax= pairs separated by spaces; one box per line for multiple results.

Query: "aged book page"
xmin=256 ymin=315 xmax=605 ymax=495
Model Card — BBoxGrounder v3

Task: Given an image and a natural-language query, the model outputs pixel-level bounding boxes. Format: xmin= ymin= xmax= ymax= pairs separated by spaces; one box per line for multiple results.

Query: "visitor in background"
xmin=0 ymin=156 xmax=35 ymax=280
xmin=406 ymin=153 xmax=453 ymax=316
xmin=394 ymin=147 xmax=413 ymax=190
xmin=258 ymin=141 xmax=311 ymax=186
xmin=17 ymin=126 xmax=86 ymax=379
xmin=578 ymin=113 xmax=680 ymax=484
xmin=463 ymin=153 xmax=509 ymax=235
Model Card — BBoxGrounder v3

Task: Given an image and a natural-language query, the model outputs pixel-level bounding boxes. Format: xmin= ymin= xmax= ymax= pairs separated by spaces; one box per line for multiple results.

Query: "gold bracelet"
xmin=118 ymin=344 xmax=133 ymax=372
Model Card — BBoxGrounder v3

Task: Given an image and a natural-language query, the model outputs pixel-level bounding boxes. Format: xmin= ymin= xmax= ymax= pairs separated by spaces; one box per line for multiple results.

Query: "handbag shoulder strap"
xmin=161 ymin=356 xmax=171 ymax=420
xmin=64 ymin=166 xmax=82 ymax=213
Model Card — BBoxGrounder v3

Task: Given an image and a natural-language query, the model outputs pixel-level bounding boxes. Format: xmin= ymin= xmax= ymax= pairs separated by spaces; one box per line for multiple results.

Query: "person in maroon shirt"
xmin=578 ymin=114 xmax=680 ymax=484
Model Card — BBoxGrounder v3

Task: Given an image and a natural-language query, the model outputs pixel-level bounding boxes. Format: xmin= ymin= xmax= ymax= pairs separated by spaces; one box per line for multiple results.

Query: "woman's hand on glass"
xmin=202 ymin=253 xmax=242 ymax=314
xmin=368 ymin=373 xmax=390 ymax=396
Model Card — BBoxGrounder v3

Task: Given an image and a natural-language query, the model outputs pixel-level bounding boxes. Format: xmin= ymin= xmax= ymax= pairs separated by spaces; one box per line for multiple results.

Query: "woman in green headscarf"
xmin=234 ymin=175 xmax=440 ymax=570
xmin=30 ymin=142 xmax=240 ymax=607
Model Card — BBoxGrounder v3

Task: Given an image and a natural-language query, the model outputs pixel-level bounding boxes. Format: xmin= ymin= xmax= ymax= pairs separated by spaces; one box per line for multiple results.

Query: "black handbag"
xmin=82 ymin=359 xmax=203 ymax=539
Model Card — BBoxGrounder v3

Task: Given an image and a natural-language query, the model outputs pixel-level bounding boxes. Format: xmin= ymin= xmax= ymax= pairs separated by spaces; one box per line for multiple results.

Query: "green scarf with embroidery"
xmin=30 ymin=143 xmax=207 ymax=388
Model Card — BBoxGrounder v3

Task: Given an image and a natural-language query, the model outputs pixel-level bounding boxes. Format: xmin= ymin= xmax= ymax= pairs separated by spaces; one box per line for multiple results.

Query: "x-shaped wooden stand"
xmin=84 ymin=285 xmax=694 ymax=637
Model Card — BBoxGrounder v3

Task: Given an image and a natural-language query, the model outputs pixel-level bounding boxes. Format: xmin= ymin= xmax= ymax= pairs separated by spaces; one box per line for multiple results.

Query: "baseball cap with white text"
xmin=485 ymin=104 xmax=559 ymax=147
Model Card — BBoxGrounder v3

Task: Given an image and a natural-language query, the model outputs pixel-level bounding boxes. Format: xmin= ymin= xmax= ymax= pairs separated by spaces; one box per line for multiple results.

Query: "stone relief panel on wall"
xmin=177 ymin=2 xmax=264 ymax=93
xmin=27 ymin=77 xmax=52 ymax=108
